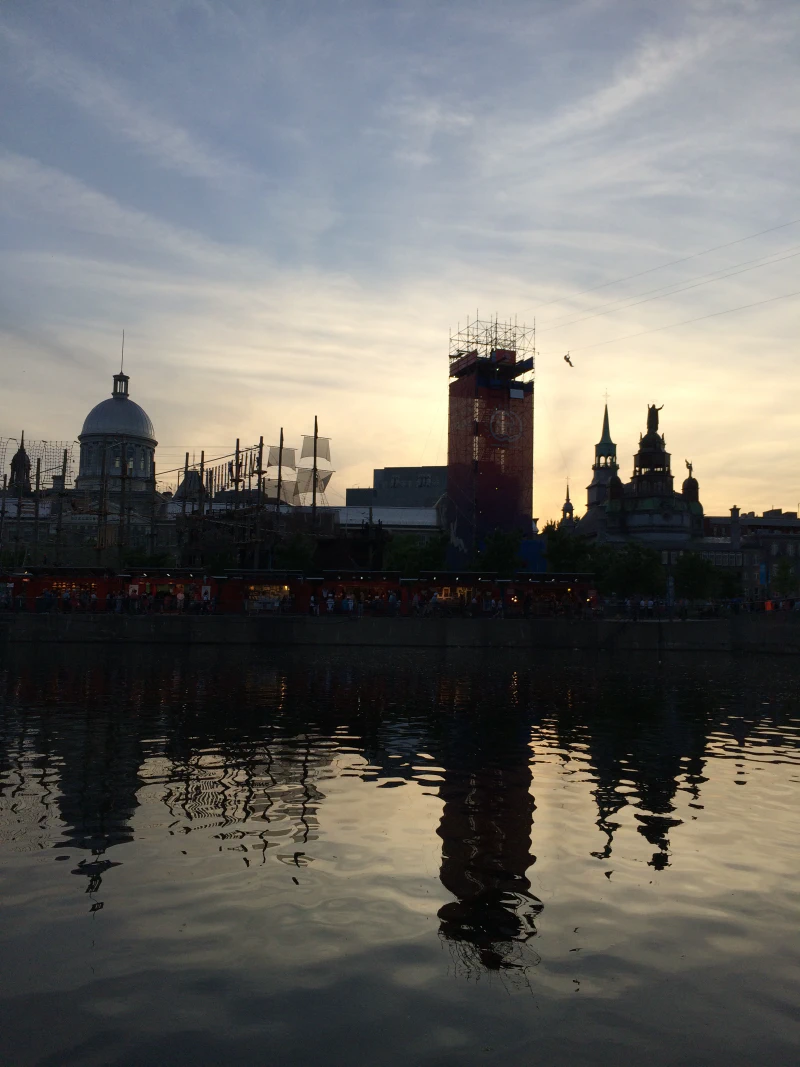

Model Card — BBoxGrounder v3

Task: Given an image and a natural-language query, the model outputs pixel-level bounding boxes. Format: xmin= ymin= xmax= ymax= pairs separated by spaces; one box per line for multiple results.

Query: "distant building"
xmin=345 ymin=466 xmax=447 ymax=508
xmin=574 ymin=403 xmax=703 ymax=542
xmin=703 ymin=507 xmax=800 ymax=598
xmin=559 ymin=401 xmax=800 ymax=600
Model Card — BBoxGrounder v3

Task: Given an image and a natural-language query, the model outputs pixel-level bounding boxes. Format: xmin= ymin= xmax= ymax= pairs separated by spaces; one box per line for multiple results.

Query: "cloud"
xmin=0 ymin=150 xmax=255 ymax=270
xmin=0 ymin=22 xmax=257 ymax=188
xmin=530 ymin=30 xmax=714 ymax=149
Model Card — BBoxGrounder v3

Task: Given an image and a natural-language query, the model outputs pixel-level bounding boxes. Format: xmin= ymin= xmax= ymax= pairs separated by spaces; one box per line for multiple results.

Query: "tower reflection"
xmin=430 ymin=678 xmax=543 ymax=975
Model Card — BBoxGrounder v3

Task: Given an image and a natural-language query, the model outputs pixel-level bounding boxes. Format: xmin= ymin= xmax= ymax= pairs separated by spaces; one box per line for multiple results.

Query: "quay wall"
xmin=1 ymin=613 xmax=800 ymax=654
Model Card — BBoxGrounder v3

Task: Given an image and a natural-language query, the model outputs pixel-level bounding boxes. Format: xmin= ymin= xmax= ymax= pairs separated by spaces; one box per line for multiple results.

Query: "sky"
xmin=0 ymin=0 xmax=798 ymax=521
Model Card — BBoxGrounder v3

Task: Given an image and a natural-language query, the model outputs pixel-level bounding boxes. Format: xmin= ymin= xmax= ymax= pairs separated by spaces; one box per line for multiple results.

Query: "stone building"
xmin=701 ymin=507 xmax=800 ymax=598
xmin=573 ymin=403 xmax=703 ymax=543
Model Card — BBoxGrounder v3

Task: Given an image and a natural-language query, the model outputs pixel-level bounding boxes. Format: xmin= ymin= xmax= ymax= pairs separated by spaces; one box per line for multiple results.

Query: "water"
xmin=0 ymin=647 xmax=799 ymax=1067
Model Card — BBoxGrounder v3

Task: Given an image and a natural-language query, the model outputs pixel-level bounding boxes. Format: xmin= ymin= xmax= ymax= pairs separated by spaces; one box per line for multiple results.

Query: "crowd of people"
xmin=14 ymin=587 xmax=218 ymax=614
xmin=602 ymin=595 xmax=800 ymax=619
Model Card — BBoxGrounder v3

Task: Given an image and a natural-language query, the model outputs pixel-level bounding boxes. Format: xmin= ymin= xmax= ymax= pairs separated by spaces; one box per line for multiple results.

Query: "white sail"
xmin=300 ymin=436 xmax=331 ymax=462
xmin=267 ymin=445 xmax=296 ymax=470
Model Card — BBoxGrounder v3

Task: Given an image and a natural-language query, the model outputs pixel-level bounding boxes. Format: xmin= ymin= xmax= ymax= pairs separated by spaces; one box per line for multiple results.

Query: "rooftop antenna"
xmin=120 ymin=329 xmax=125 ymax=375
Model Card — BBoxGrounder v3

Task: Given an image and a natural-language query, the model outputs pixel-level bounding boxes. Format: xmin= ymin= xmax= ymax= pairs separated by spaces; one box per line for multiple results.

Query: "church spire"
xmin=586 ymin=404 xmax=618 ymax=510
xmin=599 ymin=404 xmax=612 ymax=445
xmin=561 ymin=484 xmax=575 ymax=526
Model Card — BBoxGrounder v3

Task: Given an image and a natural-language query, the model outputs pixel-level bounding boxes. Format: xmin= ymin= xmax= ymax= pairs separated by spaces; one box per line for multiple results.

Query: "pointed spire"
xmin=562 ymin=483 xmax=574 ymax=521
xmin=599 ymin=404 xmax=612 ymax=444
xmin=19 ymin=430 xmax=24 ymax=449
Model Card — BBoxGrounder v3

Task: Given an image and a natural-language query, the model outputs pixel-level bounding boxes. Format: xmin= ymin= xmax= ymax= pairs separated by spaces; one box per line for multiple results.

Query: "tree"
xmin=772 ymin=557 xmax=798 ymax=596
xmin=597 ymin=542 xmax=665 ymax=597
xmin=273 ymin=532 xmax=317 ymax=571
xmin=543 ymin=523 xmax=592 ymax=572
xmin=673 ymin=552 xmax=716 ymax=599
xmin=473 ymin=529 xmax=524 ymax=573
xmin=383 ymin=533 xmax=447 ymax=575
xmin=122 ymin=549 xmax=173 ymax=568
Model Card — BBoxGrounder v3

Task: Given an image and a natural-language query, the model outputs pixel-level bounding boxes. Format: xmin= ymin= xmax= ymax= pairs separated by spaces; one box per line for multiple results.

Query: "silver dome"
xmin=80 ymin=396 xmax=156 ymax=442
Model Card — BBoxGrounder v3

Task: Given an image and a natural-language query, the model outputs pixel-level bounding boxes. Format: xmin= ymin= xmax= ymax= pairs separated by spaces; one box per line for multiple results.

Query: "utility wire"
xmin=561 ymin=289 xmax=800 ymax=355
xmin=522 ymin=216 xmax=800 ymax=315
xmin=537 ymin=247 xmax=800 ymax=334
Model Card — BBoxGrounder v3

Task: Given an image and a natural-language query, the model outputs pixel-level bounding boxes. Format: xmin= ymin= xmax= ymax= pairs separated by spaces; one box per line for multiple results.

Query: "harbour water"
xmin=0 ymin=647 xmax=798 ymax=1066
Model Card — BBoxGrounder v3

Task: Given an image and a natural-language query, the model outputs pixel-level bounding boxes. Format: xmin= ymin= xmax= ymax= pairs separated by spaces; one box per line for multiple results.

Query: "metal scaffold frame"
xmin=449 ymin=315 xmax=536 ymax=365
xmin=0 ymin=439 xmax=77 ymax=489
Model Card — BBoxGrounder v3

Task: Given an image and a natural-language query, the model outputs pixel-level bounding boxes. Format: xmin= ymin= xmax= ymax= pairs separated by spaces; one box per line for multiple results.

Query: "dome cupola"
xmin=76 ymin=370 xmax=157 ymax=493
xmin=80 ymin=372 xmax=156 ymax=442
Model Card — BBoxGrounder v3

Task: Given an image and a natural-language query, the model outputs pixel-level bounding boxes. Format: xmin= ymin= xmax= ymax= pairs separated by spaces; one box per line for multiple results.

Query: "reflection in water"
xmin=554 ymin=683 xmax=713 ymax=869
xmin=1 ymin=647 xmax=799 ymax=973
xmin=434 ymin=704 xmax=542 ymax=975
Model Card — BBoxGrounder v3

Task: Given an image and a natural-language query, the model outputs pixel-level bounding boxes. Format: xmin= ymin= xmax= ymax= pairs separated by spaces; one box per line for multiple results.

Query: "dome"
xmin=682 ymin=475 xmax=699 ymax=503
xmin=79 ymin=372 xmax=156 ymax=443
xmin=639 ymin=430 xmax=664 ymax=452
xmin=81 ymin=397 xmax=155 ymax=441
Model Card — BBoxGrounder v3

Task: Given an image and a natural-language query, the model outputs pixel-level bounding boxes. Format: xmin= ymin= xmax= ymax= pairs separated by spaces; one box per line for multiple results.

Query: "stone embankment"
xmin=1 ymin=613 xmax=799 ymax=654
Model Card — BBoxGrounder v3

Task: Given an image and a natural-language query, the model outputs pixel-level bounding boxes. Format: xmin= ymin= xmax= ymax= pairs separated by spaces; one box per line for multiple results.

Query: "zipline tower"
xmin=446 ymin=316 xmax=535 ymax=562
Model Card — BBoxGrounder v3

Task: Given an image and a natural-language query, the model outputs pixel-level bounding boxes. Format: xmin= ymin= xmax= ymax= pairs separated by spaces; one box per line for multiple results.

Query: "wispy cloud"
xmin=0 ymin=150 xmax=256 ymax=269
xmin=0 ymin=22 xmax=257 ymax=188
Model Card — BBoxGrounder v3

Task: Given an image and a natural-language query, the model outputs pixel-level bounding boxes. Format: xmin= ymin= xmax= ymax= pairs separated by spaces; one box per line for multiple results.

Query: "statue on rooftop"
xmin=647 ymin=404 xmax=663 ymax=434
